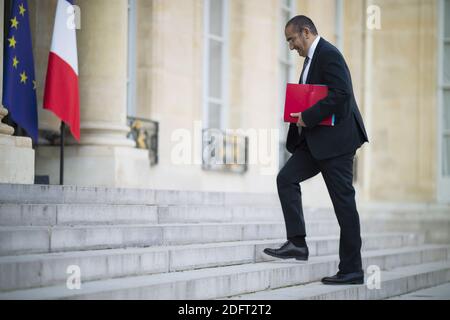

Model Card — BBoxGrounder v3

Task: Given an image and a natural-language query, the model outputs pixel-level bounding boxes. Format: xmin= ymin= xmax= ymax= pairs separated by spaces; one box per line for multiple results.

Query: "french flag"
xmin=43 ymin=0 xmax=80 ymax=141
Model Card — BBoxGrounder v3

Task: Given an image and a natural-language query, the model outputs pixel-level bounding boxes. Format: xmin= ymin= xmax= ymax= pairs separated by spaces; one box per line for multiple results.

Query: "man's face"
xmin=285 ymin=24 xmax=308 ymax=57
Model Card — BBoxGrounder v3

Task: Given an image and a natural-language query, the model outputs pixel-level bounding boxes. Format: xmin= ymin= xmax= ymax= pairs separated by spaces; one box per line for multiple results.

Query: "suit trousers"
xmin=276 ymin=139 xmax=363 ymax=274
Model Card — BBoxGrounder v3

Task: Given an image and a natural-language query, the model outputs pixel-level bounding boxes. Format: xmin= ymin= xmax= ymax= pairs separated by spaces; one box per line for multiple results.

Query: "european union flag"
xmin=2 ymin=0 xmax=38 ymax=141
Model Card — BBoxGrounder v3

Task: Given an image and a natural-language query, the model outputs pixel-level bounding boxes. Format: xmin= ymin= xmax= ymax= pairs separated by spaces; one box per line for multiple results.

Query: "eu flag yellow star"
xmin=8 ymin=36 xmax=17 ymax=48
xmin=12 ymin=56 xmax=19 ymax=68
xmin=19 ymin=3 xmax=26 ymax=16
xmin=11 ymin=17 xmax=19 ymax=29
xmin=20 ymin=71 xmax=28 ymax=84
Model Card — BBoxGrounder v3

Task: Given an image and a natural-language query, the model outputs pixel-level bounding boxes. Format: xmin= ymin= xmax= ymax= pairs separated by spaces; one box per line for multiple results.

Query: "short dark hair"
xmin=285 ymin=15 xmax=318 ymax=35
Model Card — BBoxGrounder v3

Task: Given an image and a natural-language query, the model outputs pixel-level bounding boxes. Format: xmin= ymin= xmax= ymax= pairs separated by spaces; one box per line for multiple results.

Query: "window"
xmin=442 ymin=0 xmax=450 ymax=176
xmin=278 ymin=0 xmax=296 ymax=168
xmin=335 ymin=0 xmax=344 ymax=52
xmin=438 ymin=0 xmax=450 ymax=201
xmin=127 ymin=0 xmax=137 ymax=117
xmin=203 ymin=0 xmax=229 ymax=130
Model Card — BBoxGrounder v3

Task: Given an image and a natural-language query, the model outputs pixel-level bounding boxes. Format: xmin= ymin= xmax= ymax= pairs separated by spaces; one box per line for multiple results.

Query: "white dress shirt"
xmin=301 ymin=36 xmax=321 ymax=84
xmin=298 ymin=36 xmax=321 ymax=134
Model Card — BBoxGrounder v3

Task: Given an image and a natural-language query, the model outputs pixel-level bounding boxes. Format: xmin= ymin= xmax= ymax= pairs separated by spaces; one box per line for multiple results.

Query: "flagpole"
xmin=60 ymin=121 xmax=65 ymax=185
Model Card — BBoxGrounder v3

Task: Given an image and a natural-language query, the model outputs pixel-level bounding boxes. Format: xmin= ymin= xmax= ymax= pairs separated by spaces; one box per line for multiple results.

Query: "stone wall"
xmin=367 ymin=0 xmax=437 ymax=201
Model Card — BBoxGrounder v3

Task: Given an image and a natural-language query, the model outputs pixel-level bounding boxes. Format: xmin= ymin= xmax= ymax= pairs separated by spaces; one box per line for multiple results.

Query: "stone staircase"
xmin=0 ymin=184 xmax=449 ymax=300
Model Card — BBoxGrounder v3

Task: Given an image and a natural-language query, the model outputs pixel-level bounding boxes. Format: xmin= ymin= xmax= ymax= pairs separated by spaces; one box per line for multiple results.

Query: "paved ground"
xmin=389 ymin=283 xmax=450 ymax=300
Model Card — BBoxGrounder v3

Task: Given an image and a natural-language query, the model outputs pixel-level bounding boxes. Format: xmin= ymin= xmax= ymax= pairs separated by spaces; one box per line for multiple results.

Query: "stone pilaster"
xmin=73 ymin=0 xmax=134 ymax=147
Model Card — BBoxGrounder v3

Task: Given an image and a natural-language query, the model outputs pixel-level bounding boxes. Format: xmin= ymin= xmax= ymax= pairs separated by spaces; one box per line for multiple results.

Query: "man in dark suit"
xmin=263 ymin=15 xmax=369 ymax=285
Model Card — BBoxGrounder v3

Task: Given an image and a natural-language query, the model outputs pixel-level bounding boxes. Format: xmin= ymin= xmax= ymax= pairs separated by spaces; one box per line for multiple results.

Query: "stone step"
xmin=360 ymin=218 xmax=450 ymax=245
xmin=359 ymin=202 xmax=450 ymax=216
xmin=0 ymin=184 xmax=279 ymax=206
xmin=0 ymin=245 xmax=448 ymax=299
xmin=0 ymin=221 xmax=345 ymax=256
xmin=387 ymin=282 xmax=450 ymax=300
xmin=0 ymin=203 xmax=338 ymax=226
xmin=0 ymin=233 xmax=422 ymax=291
xmin=1 ymin=203 xmax=448 ymax=245
xmin=2 ymin=216 xmax=438 ymax=256
xmin=4 ymin=202 xmax=449 ymax=227
xmin=227 ymin=260 xmax=450 ymax=300
xmin=3 ymin=215 xmax=444 ymax=256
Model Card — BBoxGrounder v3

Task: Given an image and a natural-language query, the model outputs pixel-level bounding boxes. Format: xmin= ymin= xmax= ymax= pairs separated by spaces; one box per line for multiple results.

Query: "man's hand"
xmin=290 ymin=112 xmax=306 ymax=127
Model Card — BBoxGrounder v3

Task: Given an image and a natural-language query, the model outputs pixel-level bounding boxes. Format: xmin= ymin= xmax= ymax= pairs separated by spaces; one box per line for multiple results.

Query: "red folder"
xmin=284 ymin=84 xmax=335 ymax=126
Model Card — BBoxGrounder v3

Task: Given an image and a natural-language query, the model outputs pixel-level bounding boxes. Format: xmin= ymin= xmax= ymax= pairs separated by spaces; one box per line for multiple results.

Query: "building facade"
xmin=0 ymin=0 xmax=449 ymax=204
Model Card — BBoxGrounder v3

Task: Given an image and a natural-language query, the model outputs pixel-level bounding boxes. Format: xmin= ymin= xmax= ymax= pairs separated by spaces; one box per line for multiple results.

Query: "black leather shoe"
xmin=263 ymin=241 xmax=309 ymax=261
xmin=321 ymin=272 xmax=364 ymax=285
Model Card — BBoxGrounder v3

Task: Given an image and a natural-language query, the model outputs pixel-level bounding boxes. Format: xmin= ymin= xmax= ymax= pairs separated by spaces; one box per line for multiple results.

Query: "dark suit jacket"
xmin=286 ymin=38 xmax=369 ymax=160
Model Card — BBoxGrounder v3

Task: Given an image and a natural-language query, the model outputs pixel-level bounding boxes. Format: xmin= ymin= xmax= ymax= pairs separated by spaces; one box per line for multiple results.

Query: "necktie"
xmin=299 ymin=56 xmax=310 ymax=84
xmin=298 ymin=56 xmax=310 ymax=135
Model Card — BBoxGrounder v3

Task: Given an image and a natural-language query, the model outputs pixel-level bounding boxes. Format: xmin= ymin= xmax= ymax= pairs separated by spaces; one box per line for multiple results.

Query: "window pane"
xmin=444 ymin=136 xmax=450 ymax=176
xmin=208 ymin=102 xmax=222 ymax=129
xmin=209 ymin=0 xmax=223 ymax=37
xmin=445 ymin=44 xmax=450 ymax=83
xmin=279 ymin=31 xmax=289 ymax=62
xmin=283 ymin=10 xmax=291 ymax=61
xmin=279 ymin=63 xmax=290 ymax=100
xmin=283 ymin=0 xmax=292 ymax=8
xmin=445 ymin=0 xmax=450 ymax=38
xmin=209 ymin=39 xmax=223 ymax=99
xmin=445 ymin=90 xmax=450 ymax=131
xmin=282 ymin=6 xmax=291 ymax=20
xmin=278 ymin=62 xmax=290 ymax=169
xmin=279 ymin=63 xmax=288 ymax=112
xmin=279 ymin=40 xmax=290 ymax=63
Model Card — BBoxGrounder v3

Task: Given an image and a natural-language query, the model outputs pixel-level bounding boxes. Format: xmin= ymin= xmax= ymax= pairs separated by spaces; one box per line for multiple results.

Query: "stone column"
xmin=35 ymin=0 xmax=151 ymax=187
xmin=0 ymin=2 xmax=35 ymax=184
xmin=75 ymin=0 xmax=134 ymax=147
